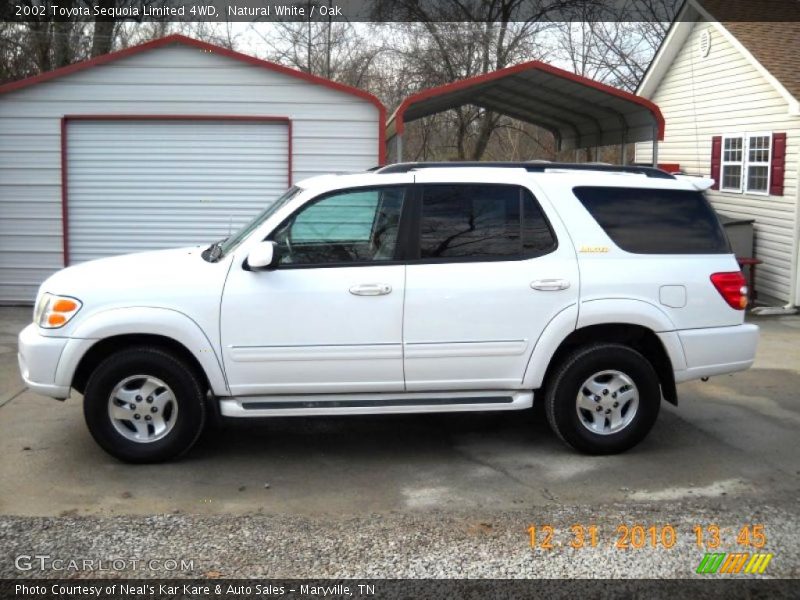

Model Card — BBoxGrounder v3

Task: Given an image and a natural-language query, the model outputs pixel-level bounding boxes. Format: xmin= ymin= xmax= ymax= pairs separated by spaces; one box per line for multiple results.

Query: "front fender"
xmin=56 ymin=306 xmax=228 ymax=395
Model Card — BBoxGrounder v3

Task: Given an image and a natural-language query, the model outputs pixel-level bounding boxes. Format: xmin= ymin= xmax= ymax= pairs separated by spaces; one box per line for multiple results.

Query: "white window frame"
xmin=719 ymin=132 xmax=772 ymax=196
xmin=744 ymin=131 xmax=772 ymax=196
xmin=721 ymin=134 xmax=744 ymax=193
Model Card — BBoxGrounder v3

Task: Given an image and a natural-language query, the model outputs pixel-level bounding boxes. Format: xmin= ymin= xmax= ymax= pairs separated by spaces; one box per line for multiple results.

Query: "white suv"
xmin=18 ymin=163 xmax=759 ymax=462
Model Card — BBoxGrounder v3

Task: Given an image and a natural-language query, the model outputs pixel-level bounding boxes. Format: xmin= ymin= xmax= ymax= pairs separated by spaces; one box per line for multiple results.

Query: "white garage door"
xmin=66 ymin=119 xmax=290 ymax=264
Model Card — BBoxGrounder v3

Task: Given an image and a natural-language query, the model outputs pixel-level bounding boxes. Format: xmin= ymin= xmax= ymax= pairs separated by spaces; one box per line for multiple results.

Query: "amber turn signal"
xmin=52 ymin=298 xmax=78 ymax=313
xmin=47 ymin=313 xmax=67 ymax=326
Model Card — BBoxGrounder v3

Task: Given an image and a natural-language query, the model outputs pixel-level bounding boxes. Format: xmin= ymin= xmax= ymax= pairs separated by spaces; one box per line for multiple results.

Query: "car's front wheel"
xmin=83 ymin=347 xmax=206 ymax=463
xmin=545 ymin=343 xmax=661 ymax=454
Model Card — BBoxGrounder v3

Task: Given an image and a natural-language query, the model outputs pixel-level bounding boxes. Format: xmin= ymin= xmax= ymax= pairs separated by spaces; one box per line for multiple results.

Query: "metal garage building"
xmin=0 ymin=34 xmax=385 ymax=303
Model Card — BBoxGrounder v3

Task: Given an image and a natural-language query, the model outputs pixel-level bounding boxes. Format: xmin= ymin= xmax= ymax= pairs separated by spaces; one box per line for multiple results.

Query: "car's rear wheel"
xmin=83 ymin=347 xmax=206 ymax=463
xmin=545 ymin=343 xmax=660 ymax=454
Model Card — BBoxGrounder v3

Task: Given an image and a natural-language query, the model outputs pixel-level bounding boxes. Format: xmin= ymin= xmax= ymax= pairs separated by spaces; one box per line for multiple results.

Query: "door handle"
xmin=349 ymin=283 xmax=392 ymax=296
xmin=531 ymin=279 xmax=570 ymax=291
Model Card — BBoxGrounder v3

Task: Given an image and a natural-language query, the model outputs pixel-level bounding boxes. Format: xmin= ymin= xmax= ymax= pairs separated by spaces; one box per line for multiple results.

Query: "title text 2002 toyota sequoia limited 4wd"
xmin=18 ymin=163 xmax=759 ymax=462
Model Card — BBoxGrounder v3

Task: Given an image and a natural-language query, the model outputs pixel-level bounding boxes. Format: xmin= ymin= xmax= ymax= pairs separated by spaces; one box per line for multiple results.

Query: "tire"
xmin=83 ymin=346 xmax=206 ymax=463
xmin=545 ymin=343 xmax=660 ymax=455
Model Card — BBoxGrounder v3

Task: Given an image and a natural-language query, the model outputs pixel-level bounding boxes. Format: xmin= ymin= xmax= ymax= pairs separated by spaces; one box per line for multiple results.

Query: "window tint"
xmin=573 ymin=186 xmax=730 ymax=254
xmin=418 ymin=185 xmax=555 ymax=260
xmin=523 ymin=194 xmax=557 ymax=255
xmin=271 ymin=187 xmax=405 ymax=265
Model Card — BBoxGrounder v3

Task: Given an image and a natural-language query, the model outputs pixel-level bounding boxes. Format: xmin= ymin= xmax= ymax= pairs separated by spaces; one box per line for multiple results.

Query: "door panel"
xmin=403 ymin=258 xmax=577 ymax=390
xmin=221 ymin=264 xmax=405 ymax=395
xmin=403 ymin=182 xmax=579 ymax=391
xmin=220 ymin=184 xmax=409 ymax=396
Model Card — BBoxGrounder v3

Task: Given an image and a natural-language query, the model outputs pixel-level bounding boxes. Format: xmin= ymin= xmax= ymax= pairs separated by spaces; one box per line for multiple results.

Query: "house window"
xmin=721 ymin=136 xmax=743 ymax=191
xmin=746 ymin=135 xmax=771 ymax=193
xmin=720 ymin=133 xmax=771 ymax=195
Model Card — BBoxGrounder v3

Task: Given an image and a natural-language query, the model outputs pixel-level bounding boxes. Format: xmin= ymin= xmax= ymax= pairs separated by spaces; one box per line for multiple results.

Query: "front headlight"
xmin=35 ymin=293 xmax=82 ymax=329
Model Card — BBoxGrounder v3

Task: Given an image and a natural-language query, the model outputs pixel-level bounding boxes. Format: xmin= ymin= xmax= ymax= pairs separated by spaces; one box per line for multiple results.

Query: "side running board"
xmin=219 ymin=391 xmax=533 ymax=417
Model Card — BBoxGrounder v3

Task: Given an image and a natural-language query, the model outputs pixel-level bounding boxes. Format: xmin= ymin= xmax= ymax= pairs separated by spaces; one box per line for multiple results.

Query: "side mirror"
xmin=245 ymin=241 xmax=279 ymax=271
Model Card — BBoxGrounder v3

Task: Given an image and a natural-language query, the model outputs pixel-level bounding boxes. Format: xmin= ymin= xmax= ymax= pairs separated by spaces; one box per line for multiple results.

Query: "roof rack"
xmin=375 ymin=161 xmax=675 ymax=179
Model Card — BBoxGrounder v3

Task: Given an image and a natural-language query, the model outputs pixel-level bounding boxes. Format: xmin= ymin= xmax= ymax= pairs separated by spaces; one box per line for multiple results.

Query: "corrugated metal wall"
xmin=635 ymin=20 xmax=800 ymax=305
xmin=0 ymin=42 xmax=381 ymax=303
xmin=67 ymin=119 xmax=288 ymax=263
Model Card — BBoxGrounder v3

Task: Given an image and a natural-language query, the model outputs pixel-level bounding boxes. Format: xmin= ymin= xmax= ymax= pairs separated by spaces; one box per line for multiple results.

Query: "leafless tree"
xmin=250 ymin=18 xmax=387 ymax=91
xmin=379 ymin=0 xmax=579 ymax=160
xmin=555 ymin=0 xmax=678 ymax=91
xmin=0 ymin=0 xmax=677 ymax=165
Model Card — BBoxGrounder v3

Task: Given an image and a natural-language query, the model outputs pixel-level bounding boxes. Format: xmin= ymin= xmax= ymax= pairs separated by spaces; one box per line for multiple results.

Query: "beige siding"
xmin=636 ymin=21 xmax=800 ymax=304
xmin=0 ymin=43 xmax=381 ymax=303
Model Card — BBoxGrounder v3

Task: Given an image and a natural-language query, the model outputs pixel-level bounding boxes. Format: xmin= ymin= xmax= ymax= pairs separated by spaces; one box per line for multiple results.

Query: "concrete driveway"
xmin=2 ymin=305 xmax=799 ymax=516
xmin=1 ymin=306 xmax=798 ymax=578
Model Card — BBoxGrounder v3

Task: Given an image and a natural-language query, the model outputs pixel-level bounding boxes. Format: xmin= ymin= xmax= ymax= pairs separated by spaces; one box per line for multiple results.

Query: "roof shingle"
xmin=699 ymin=0 xmax=800 ymax=101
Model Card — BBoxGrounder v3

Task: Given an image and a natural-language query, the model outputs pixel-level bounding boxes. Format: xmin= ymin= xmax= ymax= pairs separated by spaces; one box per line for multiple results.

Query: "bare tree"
xmin=381 ymin=0 xmax=574 ymax=160
xmin=251 ymin=19 xmax=387 ymax=90
xmin=554 ymin=0 xmax=678 ymax=91
xmin=0 ymin=0 xmax=678 ymax=165
xmin=91 ymin=0 xmax=118 ymax=57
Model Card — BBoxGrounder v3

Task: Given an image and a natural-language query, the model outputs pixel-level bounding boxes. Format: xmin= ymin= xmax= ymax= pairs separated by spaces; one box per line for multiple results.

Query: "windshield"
xmin=218 ymin=186 xmax=303 ymax=256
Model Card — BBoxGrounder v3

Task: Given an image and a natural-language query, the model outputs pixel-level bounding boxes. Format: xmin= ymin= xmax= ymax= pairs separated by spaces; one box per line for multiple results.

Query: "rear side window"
xmin=418 ymin=184 xmax=556 ymax=260
xmin=573 ymin=186 xmax=730 ymax=254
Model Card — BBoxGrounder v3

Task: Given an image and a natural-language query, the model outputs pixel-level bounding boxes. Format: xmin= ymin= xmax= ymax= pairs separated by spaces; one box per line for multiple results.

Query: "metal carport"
xmin=386 ymin=61 xmax=665 ymax=164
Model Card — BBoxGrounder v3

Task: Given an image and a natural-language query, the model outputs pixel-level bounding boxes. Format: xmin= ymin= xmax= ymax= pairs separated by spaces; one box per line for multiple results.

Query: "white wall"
xmin=636 ymin=20 xmax=800 ymax=305
xmin=0 ymin=42 xmax=381 ymax=303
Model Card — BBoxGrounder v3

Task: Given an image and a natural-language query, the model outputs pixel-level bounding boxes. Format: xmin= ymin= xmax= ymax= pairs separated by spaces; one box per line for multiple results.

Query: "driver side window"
xmin=271 ymin=187 xmax=406 ymax=266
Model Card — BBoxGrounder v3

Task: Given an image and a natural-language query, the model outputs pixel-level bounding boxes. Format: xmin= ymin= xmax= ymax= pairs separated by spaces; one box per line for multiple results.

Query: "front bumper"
xmin=673 ymin=323 xmax=759 ymax=383
xmin=18 ymin=323 xmax=71 ymax=399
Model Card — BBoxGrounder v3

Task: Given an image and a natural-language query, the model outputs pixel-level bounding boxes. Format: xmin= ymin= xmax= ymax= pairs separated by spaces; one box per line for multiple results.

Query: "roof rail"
xmin=375 ymin=161 xmax=675 ymax=179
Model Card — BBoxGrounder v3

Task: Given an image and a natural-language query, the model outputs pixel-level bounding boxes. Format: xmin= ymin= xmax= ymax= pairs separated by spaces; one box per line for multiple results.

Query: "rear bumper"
xmin=17 ymin=323 xmax=70 ymax=399
xmin=673 ymin=323 xmax=759 ymax=383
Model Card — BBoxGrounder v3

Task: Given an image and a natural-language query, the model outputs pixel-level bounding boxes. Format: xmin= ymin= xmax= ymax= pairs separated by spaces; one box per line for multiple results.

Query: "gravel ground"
xmin=2 ymin=497 xmax=798 ymax=579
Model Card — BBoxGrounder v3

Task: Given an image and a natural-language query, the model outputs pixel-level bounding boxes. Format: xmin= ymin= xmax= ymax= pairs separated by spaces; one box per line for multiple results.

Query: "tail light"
xmin=710 ymin=272 xmax=748 ymax=310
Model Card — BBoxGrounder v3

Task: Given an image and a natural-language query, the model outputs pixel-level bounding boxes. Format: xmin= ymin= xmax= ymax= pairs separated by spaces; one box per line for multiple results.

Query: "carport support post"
xmin=652 ymin=126 xmax=659 ymax=167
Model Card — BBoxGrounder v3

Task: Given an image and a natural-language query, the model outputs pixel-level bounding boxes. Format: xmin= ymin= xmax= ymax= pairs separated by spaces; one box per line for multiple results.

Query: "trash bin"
xmin=716 ymin=212 xmax=757 ymax=298
xmin=717 ymin=213 xmax=755 ymax=259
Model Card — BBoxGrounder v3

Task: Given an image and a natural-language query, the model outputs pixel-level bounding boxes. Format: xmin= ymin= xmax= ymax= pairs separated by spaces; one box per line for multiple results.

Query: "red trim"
xmin=770 ymin=132 xmax=786 ymax=196
xmin=2 ymin=34 xmax=386 ymax=166
xmin=60 ymin=118 xmax=69 ymax=267
xmin=710 ymin=135 xmax=722 ymax=191
xmin=390 ymin=60 xmax=665 ymax=142
xmin=60 ymin=114 xmax=293 ymax=266
xmin=657 ymin=163 xmax=681 ymax=173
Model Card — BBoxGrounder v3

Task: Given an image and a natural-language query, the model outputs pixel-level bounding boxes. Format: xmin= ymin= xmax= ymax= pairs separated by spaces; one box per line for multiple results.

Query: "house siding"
xmin=636 ymin=20 xmax=800 ymax=305
xmin=0 ymin=43 xmax=381 ymax=303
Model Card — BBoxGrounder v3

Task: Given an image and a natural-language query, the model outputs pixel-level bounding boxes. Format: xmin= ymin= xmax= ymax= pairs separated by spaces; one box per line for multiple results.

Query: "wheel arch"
xmin=61 ymin=307 xmax=228 ymax=396
xmin=71 ymin=333 xmax=210 ymax=396
xmin=526 ymin=322 xmax=679 ymax=406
